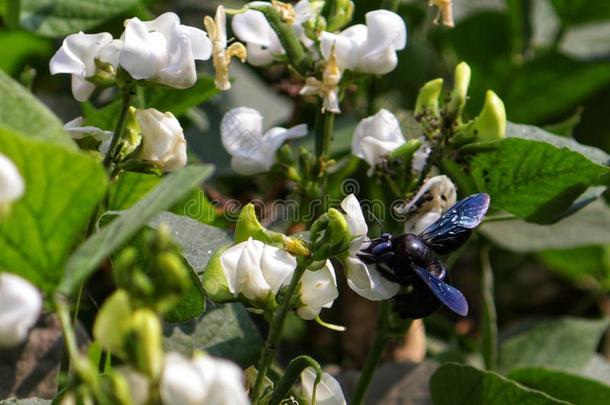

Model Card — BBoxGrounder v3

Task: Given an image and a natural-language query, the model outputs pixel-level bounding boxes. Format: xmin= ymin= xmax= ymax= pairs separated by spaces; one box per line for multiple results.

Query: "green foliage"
xmin=498 ymin=317 xmax=610 ymax=374
xmin=470 ymin=138 xmax=609 ymax=223
xmin=550 ymin=0 xmax=610 ymax=27
xmin=430 ymin=363 xmax=568 ymax=405
xmin=0 ymin=128 xmax=107 ymax=291
xmin=10 ymin=0 xmax=142 ymax=38
xmin=538 ymin=246 xmax=610 ymax=286
xmin=163 ymin=303 xmax=263 ymax=368
xmin=0 ymin=31 xmax=53 ymax=76
xmin=509 ymin=367 xmax=610 ymax=405
xmin=59 ymin=165 xmax=214 ymax=296
xmin=0 ymin=69 xmax=73 ymax=147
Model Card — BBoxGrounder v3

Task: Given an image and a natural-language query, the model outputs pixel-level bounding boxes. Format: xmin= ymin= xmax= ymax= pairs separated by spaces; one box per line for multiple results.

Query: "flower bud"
xmin=219 ymin=237 xmax=296 ymax=308
xmin=203 ymin=246 xmax=236 ymax=304
xmin=127 ymin=309 xmax=163 ymax=379
xmin=0 ymin=154 xmax=25 ymax=218
xmin=136 ymin=108 xmax=187 ymax=172
xmin=235 ymin=203 xmax=286 ymax=245
xmin=324 ymin=0 xmax=354 ymax=32
xmin=297 ymin=260 xmax=338 ymax=320
xmin=310 ymin=208 xmax=351 ymax=261
xmin=93 ymin=290 xmax=133 ymax=357
xmin=446 ymin=62 xmax=471 ymax=121
xmin=0 ymin=273 xmax=42 ymax=347
xmin=461 ymin=90 xmax=507 ymax=142
xmin=414 ymin=78 xmax=443 ymax=119
xmin=301 ymin=367 xmax=346 ymax=405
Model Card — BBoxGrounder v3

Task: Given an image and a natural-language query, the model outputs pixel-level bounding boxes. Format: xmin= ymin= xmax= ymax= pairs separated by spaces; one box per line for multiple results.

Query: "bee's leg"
xmin=374 ymin=262 xmax=401 ymax=283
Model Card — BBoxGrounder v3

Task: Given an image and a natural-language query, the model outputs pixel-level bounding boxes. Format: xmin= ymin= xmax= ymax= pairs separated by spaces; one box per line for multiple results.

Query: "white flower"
xmin=0 ymin=154 xmax=25 ymax=210
xmin=301 ymin=367 xmax=346 ymax=405
xmin=120 ymin=12 xmax=212 ymax=89
xmin=231 ymin=1 xmax=315 ymax=66
xmin=49 ymin=32 xmax=121 ymax=101
xmin=204 ymin=6 xmax=247 ymax=91
xmin=340 ymin=194 xmax=400 ymax=301
xmin=220 ymin=237 xmax=296 ymax=303
xmin=160 ymin=352 xmax=250 ymax=405
xmin=297 ymin=260 xmax=338 ymax=320
xmin=0 ymin=273 xmax=42 ymax=347
xmin=411 ymin=138 xmax=431 ymax=174
xmin=64 ymin=117 xmax=113 ymax=154
xmin=320 ymin=10 xmax=407 ymax=75
xmin=396 ymin=175 xmax=456 ymax=234
xmin=136 ymin=108 xmax=187 ymax=172
xmin=352 ymin=109 xmax=406 ymax=174
xmin=300 ymin=47 xmax=342 ymax=114
xmin=220 ymin=107 xmax=307 ymax=175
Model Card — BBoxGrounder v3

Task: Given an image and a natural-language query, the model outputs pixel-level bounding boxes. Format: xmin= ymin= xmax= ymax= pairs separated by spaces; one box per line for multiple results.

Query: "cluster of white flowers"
xmin=50 ymin=12 xmax=213 ymax=100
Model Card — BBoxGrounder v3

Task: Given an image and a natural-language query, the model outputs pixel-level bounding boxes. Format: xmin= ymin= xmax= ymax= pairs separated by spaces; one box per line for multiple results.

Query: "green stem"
xmin=352 ymin=301 xmax=392 ymax=405
xmin=480 ymin=245 xmax=498 ymax=370
xmin=316 ymin=111 xmax=335 ymax=215
xmin=103 ymin=89 xmax=134 ymax=170
xmin=251 ymin=260 xmax=311 ymax=403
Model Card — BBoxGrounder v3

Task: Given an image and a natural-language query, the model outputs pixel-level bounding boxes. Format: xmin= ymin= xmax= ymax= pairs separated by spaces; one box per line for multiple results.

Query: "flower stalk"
xmin=103 ymin=86 xmax=134 ymax=171
xmin=250 ymin=258 xmax=312 ymax=403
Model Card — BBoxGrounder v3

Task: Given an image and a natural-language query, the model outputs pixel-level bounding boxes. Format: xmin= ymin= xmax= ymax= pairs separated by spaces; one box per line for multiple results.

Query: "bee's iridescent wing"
xmin=412 ymin=264 xmax=468 ymax=316
xmin=419 ymin=193 xmax=490 ymax=255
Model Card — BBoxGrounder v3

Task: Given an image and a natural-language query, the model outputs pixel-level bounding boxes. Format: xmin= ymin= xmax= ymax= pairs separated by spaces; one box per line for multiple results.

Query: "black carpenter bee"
xmin=358 ymin=193 xmax=490 ymax=319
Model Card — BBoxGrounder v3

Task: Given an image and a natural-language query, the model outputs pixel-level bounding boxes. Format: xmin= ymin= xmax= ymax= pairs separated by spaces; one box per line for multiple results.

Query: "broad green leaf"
xmin=59 ymin=165 xmax=214 ymax=296
xmin=0 ymin=31 xmax=53 ymax=76
xmin=498 ymin=317 xmax=610 ymax=374
xmin=0 ymin=128 xmax=107 ymax=291
xmin=430 ymin=363 xmax=568 ymax=405
xmin=163 ymin=303 xmax=262 ymax=368
xmin=550 ymin=0 xmax=610 ymax=27
xmin=502 ymin=54 xmax=610 ymax=124
xmin=108 ymin=172 xmax=161 ymax=211
xmin=538 ymin=246 xmax=610 ymax=286
xmin=163 ymin=265 xmax=206 ymax=323
xmin=481 ymin=200 xmax=610 ymax=252
xmin=470 ymin=137 xmax=609 ymax=223
xmin=509 ymin=367 xmax=610 ymax=405
xmin=0 ymin=70 xmax=73 ymax=147
xmin=508 ymin=122 xmax=609 ymax=166
xmin=144 ymin=75 xmax=219 ymax=117
xmin=148 ymin=212 xmax=231 ymax=273
xmin=13 ymin=0 xmax=141 ymax=38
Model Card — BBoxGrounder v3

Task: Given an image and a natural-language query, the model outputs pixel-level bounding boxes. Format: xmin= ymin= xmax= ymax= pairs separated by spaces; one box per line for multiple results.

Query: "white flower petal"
xmin=49 ymin=32 xmax=113 ymax=77
xmin=70 ymin=75 xmax=96 ymax=102
xmin=160 ymin=352 xmax=210 ymax=405
xmin=136 ymin=109 xmax=187 ymax=172
xmin=340 ymin=194 xmax=368 ymax=247
xmin=352 ymin=109 xmax=405 ymax=169
xmin=232 ymin=9 xmax=284 ymax=65
xmin=260 ymin=244 xmax=297 ymax=295
xmin=364 ymin=10 xmax=407 ymax=53
xmin=0 ymin=273 xmax=42 ymax=347
xmin=301 ymin=368 xmax=346 ymax=405
xmin=221 ymin=107 xmax=264 ymax=156
xmin=344 ymin=257 xmax=399 ymax=301
xmin=298 ymin=260 xmax=338 ymax=320
xmin=182 ymin=25 xmax=213 ymax=60
xmin=120 ymin=18 xmax=163 ymax=80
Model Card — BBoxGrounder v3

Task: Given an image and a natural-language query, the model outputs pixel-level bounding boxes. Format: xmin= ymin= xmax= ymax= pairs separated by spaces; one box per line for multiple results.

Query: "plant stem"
xmin=352 ymin=301 xmax=392 ymax=405
xmin=103 ymin=89 xmax=134 ymax=171
xmin=315 ymin=110 xmax=335 ymax=215
xmin=250 ymin=260 xmax=311 ymax=403
xmin=480 ymin=245 xmax=498 ymax=370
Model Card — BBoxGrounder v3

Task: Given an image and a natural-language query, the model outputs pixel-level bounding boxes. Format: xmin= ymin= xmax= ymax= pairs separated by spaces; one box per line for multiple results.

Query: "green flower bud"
xmin=465 ymin=90 xmax=507 ymax=142
xmin=104 ymin=372 xmax=135 ymax=405
xmin=447 ymin=62 xmax=471 ymax=121
xmin=388 ymin=139 xmax=423 ymax=160
xmin=127 ymin=309 xmax=163 ymax=379
xmin=235 ymin=203 xmax=286 ymax=244
xmin=93 ymin=290 xmax=133 ymax=358
xmin=324 ymin=0 xmax=354 ymax=31
xmin=414 ymin=78 xmax=443 ymax=119
xmin=303 ymin=16 xmax=327 ymax=41
xmin=202 ymin=246 xmax=235 ymax=303
xmin=310 ymin=208 xmax=351 ymax=261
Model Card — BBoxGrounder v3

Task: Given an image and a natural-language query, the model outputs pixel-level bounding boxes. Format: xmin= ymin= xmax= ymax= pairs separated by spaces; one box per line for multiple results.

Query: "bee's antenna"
xmin=364 ymin=204 xmax=385 ymax=235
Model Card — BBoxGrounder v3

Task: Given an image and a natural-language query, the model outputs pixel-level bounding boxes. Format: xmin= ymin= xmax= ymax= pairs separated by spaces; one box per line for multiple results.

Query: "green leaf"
xmin=163 ymin=303 xmax=262 ymax=368
xmin=550 ymin=0 xmax=610 ymax=27
xmin=470 ymin=137 xmax=609 ymax=223
xmin=59 ymin=165 xmax=214 ymax=296
xmin=148 ymin=212 xmax=231 ymax=273
xmin=144 ymin=75 xmax=219 ymax=117
xmin=498 ymin=317 xmax=610 ymax=374
xmin=538 ymin=246 xmax=610 ymax=286
xmin=508 ymin=122 xmax=609 ymax=166
xmin=147 ymin=212 xmax=232 ymax=322
xmin=509 ymin=367 xmax=610 ymax=405
xmin=430 ymin=363 xmax=568 ymax=405
xmin=108 ymin=172 xmax=161 ymax=211
xmin=13 ymin=0 xmax=142 ymax=38
xmin=481 ymin=200 xmax=610 ymax=252
xmin=0 ymin=70 xmax=73 ymax=147
xmin=0 ymin=30 xmax=53 ymax=76
xmin=0 ymin=128 xmax=107 ymax=291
